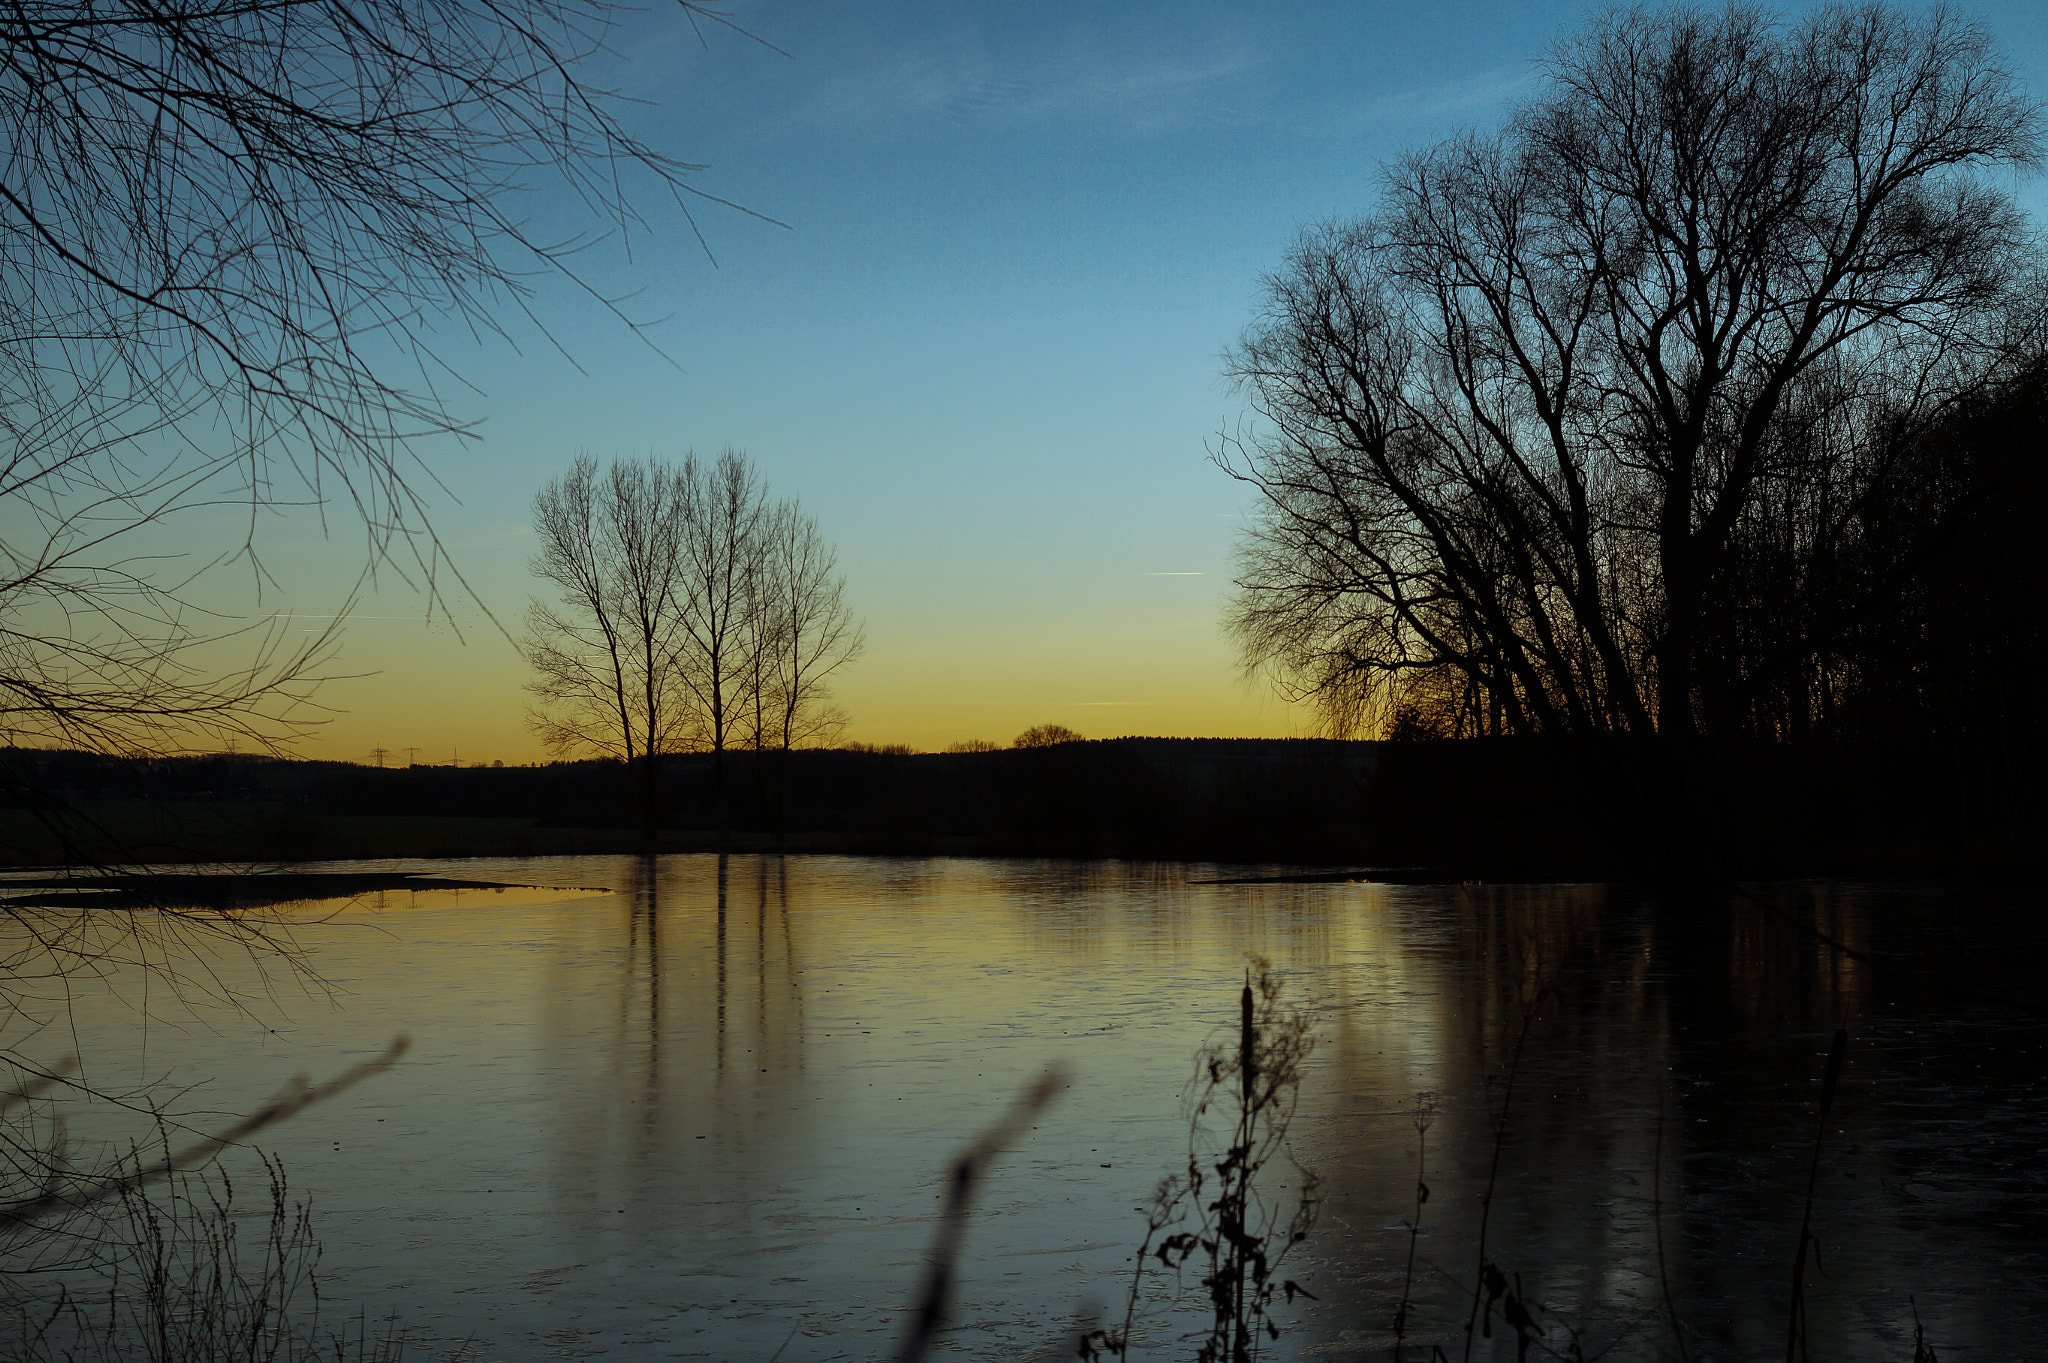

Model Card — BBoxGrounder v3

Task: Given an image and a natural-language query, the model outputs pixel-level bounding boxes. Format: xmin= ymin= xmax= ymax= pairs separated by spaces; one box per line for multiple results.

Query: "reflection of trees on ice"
xmin=545 ymin=854 xmax=811 ymax=1252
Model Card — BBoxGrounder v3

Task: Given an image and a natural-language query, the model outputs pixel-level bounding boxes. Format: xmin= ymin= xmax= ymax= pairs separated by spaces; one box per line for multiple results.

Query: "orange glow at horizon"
xmin=278 ymin=608 xmax=1311 ymax=768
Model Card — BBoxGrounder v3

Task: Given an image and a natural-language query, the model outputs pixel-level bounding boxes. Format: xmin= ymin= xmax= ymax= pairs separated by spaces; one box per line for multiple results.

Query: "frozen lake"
xmin=5 ymin=855 xmax=2042 ymax=1361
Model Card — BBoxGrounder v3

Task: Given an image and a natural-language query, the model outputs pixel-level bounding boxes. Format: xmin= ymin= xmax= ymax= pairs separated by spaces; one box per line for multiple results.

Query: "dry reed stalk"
xmin=1 ymin=1035 xmax=409 ymax=1231
xmin=1909 ymin=1296 xmax=1939 ymax=1362
xmin=1785 ymin=1026 xmax=1848 ymax=1363
xmin=1082 ymin=963 xmax=1319 ymax=1363
xmin=1462 ymin=994 xmax=1548 ymax=1363
xmin=1391 ymin=1094 xmax=1435 ymax=1361
xmin=895 ymin=1066 xmax=1065 ymax=1363
xmin=1651 ymin=1106 xmax=1695 ymax=1363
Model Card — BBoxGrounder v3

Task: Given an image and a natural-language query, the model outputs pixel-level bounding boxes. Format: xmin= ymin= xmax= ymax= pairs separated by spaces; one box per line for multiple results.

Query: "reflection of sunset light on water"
xmin=9 ymin=859 xmax=2039 ymax=1360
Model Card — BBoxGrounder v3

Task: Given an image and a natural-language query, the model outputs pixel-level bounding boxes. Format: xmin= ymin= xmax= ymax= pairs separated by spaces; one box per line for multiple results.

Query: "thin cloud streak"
xmin=1315 ymin=63 xmax=1531 ymax=137
xmin=782 ymin=32 xmax=1260 ymax=140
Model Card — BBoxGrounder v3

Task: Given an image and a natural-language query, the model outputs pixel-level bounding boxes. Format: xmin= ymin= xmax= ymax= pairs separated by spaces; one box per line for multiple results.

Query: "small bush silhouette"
xmin=1012 ymin=725 xmax=1083 ymax=749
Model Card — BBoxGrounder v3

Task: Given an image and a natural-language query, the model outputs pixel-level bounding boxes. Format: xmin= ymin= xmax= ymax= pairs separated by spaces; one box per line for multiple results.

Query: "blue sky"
xmin=256 ymin=0 xmax=2048 ymax=762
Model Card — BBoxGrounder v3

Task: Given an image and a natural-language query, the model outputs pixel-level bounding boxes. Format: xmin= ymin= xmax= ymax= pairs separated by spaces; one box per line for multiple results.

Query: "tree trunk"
xmin=639 ymin=751 xmax=658 ymax=844
xmin=712 ymin=744 xmax=727 ymax=849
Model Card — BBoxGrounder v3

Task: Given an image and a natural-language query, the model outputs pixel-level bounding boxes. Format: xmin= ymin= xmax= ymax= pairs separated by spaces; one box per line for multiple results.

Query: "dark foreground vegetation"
xmin=2 ymin=731 xmax=2031 ymax=879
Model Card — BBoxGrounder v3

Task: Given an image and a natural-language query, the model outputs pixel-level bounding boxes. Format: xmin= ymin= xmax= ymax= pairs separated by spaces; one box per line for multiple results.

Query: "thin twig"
xmin=1 ymin=1036 xmax=408 ymax=1230
xmin=895 ymin=1067 xmax=1065 ymax=1363
xmin=1785 ymin=1028 xmax=1848 ymax=1363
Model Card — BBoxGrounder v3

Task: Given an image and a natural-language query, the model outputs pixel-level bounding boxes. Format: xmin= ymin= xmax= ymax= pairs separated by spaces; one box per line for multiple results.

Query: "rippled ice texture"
xmin=9 ymin=855 xmax=2043 ymax=1362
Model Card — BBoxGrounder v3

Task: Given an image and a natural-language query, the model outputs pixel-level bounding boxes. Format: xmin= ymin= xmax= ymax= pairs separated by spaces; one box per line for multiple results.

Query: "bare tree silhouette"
xmin=526 ymin=455 xmax=696 ymax=839
xmin=1224 ymin=3 xmax=2041 ymax=746
xmin=673 ymin=451 xmax=772 ymax=823
xmin=752 ymin=499 xmax=864 ymax=754
xmin=525 ymin=451 xmax=864 ymax=836
xmin=1 ymin=0 xmax=772 ymax=764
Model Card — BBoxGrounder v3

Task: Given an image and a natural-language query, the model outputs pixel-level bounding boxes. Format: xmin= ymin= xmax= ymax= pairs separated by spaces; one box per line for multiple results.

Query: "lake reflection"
xmin=11 ymin=857 xmax=2043 ymax=1361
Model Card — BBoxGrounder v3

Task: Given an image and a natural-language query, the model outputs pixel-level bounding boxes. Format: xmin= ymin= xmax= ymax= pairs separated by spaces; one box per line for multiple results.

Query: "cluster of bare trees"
xmin=1224 ymin=3 xmax=2042 ymax=749
xmin=524 ymin=451 xmax=864 ymax=836
xmin=942 ymin=726 xmax=1087 ymax=752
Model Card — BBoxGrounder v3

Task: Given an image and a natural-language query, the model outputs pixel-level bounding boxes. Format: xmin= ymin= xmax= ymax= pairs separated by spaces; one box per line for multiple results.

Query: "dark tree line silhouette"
xmin=5 ymin=726 xmax=2028 ymax=875
xmin=1750 ymin=361 xmax=2046 ymax=753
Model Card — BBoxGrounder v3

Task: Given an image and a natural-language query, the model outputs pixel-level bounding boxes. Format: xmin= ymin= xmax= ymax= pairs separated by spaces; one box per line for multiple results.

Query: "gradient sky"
xmin=229 ymin=0 xmax=2048 ymax=765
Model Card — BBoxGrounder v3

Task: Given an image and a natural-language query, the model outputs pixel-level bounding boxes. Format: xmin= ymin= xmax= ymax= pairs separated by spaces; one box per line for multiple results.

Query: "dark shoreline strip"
xmin=1189 ymin=868 xmax=1439 ymax=885
xmin=0 ymin=871 xmax=607 ymax=910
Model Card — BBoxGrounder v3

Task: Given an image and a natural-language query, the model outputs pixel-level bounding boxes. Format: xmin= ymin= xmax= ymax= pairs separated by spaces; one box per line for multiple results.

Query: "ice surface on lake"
xmin=9 ymin=856 xmax=2042 ymax=1360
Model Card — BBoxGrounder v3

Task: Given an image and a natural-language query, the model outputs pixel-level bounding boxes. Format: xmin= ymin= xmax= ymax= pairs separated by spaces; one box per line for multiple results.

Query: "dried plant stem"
xmin=1651 ymin=1106 xmax=1694 ymax=1363
xmin=2 ymin=1036 xmax=408 ymax=1231
xmin=1462 ymin=999 xmax=1542 ymax=1363
xmin=1785 ymin=1027 xmax=1848 ymax=1363
xmin=1392 ymin=1095 xmax=1435 ymax=1360
xmin=895 ymin=1067 xmax=1064 ymax=1363
xmin=1082 ymin=963 xmax=1319 ymax=1363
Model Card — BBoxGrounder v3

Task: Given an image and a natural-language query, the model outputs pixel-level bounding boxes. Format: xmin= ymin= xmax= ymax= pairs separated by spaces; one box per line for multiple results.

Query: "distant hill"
xmin=1 ymin=734 xmax=2030 ymax=879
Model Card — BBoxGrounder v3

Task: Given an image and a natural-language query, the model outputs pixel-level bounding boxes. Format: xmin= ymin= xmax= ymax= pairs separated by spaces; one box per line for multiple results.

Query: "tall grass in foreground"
xmin=1079 ymin=965 xmax=1320 ymax=1363
xmin=903 ymin=975 xmax=1937 ymax=1363
xmin=0 ymin=1040 xmax=444 ymax=1363
xmin=4 ymin=1155 xmax=455 ymax=1363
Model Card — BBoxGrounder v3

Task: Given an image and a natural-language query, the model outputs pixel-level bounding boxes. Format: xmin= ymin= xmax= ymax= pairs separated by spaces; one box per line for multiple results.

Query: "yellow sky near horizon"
xmin=271 ymin=590 xmax=1311 ymax=767
xmin=217 ymin=450 xmax=1318 ymax=767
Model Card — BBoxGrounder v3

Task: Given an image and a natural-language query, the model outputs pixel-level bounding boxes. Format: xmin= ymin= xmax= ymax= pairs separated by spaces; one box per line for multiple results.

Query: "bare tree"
xmin=1 ymin=0 xmax=768 ymax=760
xmin=753 ymin=500 xmax=865 ymax=752
xmin=525 ymin=455 xmax=692 ymax=839
xmin=673 ymin=451 xmax=770 ymax=822
xmin=0 ymin=388 xmax=346 ymax=759
xmin=1224 ymin=3 xmax=2041 ymax=745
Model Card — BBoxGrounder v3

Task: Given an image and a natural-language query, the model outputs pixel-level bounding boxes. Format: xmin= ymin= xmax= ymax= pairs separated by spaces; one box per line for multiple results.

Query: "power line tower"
xmin=369 ymin=746 xmax=389 ymax=768
xmin=403 ymin=747 xmax=422 ymax=767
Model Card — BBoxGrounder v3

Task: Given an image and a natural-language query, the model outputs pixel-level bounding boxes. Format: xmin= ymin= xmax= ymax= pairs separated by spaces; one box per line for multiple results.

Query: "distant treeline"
xmin=2 ymin=735 xmax=2030 ymax=878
